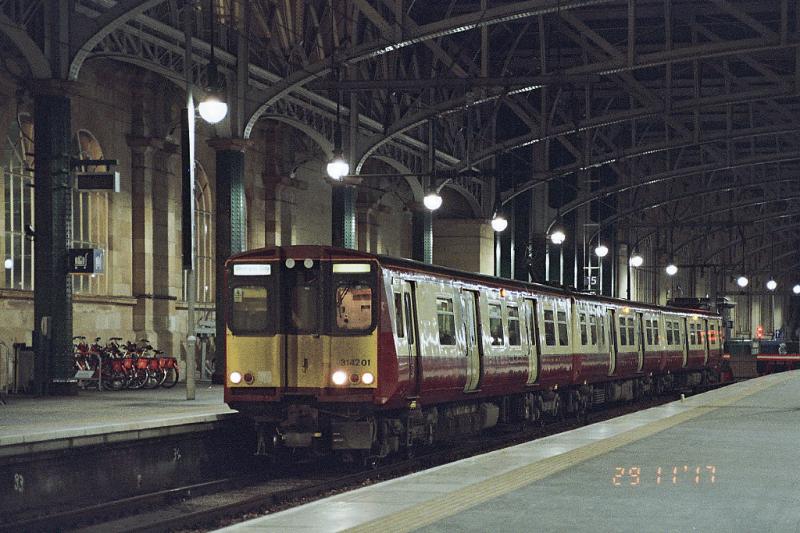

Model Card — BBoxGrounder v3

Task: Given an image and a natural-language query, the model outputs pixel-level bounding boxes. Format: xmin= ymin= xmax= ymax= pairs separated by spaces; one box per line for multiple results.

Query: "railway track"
xmin=1 ymin=385 xmax=728 ymax=533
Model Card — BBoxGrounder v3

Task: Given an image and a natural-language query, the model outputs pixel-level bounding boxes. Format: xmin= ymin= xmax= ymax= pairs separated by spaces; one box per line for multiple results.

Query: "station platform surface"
xmin=0 ymin=384 xmax=236 ymax=457
xmin=219 ymin=371 xmax=800 ymax=532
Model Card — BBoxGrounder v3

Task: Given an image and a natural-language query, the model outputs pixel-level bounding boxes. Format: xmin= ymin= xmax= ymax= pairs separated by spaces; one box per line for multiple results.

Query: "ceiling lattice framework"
xmin=2 ymin=0 xmax=799 ymax=278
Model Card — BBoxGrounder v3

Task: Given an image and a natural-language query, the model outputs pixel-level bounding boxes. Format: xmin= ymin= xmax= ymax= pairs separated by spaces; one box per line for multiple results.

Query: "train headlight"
xmin=229 ymin=371 xmax=242 ymax=384
xmin=362 ymin=372 xmax=375 ymax=385
xmin=331 ymin=370 xmax=348 ymax=386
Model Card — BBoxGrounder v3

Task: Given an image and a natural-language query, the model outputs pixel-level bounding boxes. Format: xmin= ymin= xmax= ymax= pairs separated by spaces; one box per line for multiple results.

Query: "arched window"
xmin=183 ymin=163 xmax=214 ymax=303
xmin=1 ymin=114 xmax=35 ymax=290
xmin=73 ymin=130 xmax=110 ymax=295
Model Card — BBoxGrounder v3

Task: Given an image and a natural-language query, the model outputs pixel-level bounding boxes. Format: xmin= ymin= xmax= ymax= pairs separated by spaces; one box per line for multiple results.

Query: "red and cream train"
xmin=224 ymin=246 xmax=723 ymax=459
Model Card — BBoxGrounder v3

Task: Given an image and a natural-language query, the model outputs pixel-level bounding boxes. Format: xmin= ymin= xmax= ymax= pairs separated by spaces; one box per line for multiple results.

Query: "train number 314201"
xmin=338 ymin=359 xmax=371 ymax=367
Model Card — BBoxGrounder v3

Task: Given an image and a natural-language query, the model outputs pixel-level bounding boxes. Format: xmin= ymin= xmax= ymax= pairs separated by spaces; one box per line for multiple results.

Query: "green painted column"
xmin=332 ymin=186 xmax=357 ymax=249
xmin=33 ymin=82 xmax=75 ymax=395
xmin=412 ymin=209 xmax=433 ymax=263
xmin=210 ymin=138 xmax=247 ymax=383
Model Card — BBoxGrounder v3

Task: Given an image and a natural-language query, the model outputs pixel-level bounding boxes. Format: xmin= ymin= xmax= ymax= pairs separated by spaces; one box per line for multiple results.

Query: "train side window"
xmin=543 ymin=309 xmax=557 ymax=346
xmin=645 ymin=320 xmax=653 ymax=345
xmin=599 ymin=317 xmax=606 ymax=347
xmin=436 ymin=297 xmax=457 ymax=345
xmin=689 ymin=324 xmax=696 ymax=345
xmin=404 ymin=294 xmax=415 ymax=345
xmin=653 ymin=321 xmax=660 ymax=345
xmin=590 ymin=315 xmax=598 ymax=345
xmin=619 ymin=317 xmax=628 ymax=346
xmin=579 ymin=313 xmax=588 ymax=345
xmin=394 ymin=293 xmax=405 ymax=338
xmin=526 ymin=303 xmax=536 ymax=346
xmin=489 ymin=303 xmax=504 ymax=346
xmin=557 ymin=310 xmax=569 ymax=346
xmin=666 ymin=321 xmax=673 ymax=345
xmin=674 ymin=323 xmax=681 ymax=345
xmin=508 ymin=305 xmax=521 ymax=346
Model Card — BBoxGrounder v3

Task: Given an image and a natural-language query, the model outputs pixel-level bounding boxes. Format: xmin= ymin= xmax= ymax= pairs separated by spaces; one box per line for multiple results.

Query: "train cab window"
xmin=332 ymin=264 xmax=375 ymax=334
xmin=231 ymin=286 xmax=270 ymax=334
xmin=557 ymin=310 xmax=569 ymax=346
xmin=508 ymin=305 xmax=521 ymax=346
xmin=590 ymin=315 xmax=598 ymax=345
xmin=437 ymin=297 xmax=457 ymax=345
xmin=579 ymin=313 xmax=588 ymax=346
xmin=543 ymin=309 xmax=557 ymax=346
xmin=394 ymin=292 xmax=405 ymax=338
xmin=489 ymin=303 xmax=504 ymax=346
xmin=619 ymin=317 xmax=628 ymax=346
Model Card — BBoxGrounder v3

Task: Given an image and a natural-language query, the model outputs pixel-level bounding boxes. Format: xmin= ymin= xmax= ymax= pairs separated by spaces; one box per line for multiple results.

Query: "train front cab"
xmin=224 ymin=248 xmax=387 ymax=452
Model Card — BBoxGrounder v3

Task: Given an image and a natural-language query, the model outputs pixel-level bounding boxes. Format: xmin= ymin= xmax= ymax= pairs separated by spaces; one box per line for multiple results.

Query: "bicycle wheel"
xmin=128 ymin=369 xmax=146 ymax=389
xmin=161 ymin=367 xmax=179 ymax=388
xmin=143 ymin=368 xmax=164 ymax=389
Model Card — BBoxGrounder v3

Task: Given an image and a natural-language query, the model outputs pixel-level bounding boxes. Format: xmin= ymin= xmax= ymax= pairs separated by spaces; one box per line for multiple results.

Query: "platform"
xmin=218 ymin=371 xmax=800 ymax=532
xmin=0 ymin=384 xmax=236 ymax=457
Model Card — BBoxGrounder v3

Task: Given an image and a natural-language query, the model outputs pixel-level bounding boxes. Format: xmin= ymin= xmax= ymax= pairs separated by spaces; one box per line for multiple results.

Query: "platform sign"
xmin=68 ymin=248 xmax=104 ymax=274
xmin=75 ymin=171 xmax=120 ymax=192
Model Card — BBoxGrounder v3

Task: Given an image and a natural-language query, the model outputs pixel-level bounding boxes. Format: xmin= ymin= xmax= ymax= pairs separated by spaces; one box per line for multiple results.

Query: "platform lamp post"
xmin=182 ymin=1 xmax=228 ymax=400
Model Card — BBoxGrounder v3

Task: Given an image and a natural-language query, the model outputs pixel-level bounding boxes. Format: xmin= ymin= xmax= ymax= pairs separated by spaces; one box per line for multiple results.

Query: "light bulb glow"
xmin=793 ymin=284 xmax=800 ymax=295
xmin=423 ymin=192 xmax=443 ymax=211
xmin=491 ymin=215 xmax=508 ymax=232
xmin=766 ymin=279 xmax=777 ymax=291
xmin=331 ymin=370 xmax=348 ymax=386
xmin=198 ymin=96 xmax=228 ymax=124
xmin=736 ymin=276 xmax=749 ymax=288
xmin=665 ymin=264 xmax=678 ymax=276
xmin=550 ymin=229 xmax=566 ymax=245
xmin=629 ymin=254 xmax=643 ymax=268
xmin=326 ymin=155 xmax=350 ymax=180
xmin=595 ymin=244 xmax=609 ymax=258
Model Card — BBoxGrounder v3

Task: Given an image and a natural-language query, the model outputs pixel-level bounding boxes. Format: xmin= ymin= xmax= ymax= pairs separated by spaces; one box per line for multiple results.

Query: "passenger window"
xmin=675 ymin=324 xmax=681 ymax=345
xmin=653 ymin=322 xmax=660 ymax=345
xmin=645 ymin=320 xmax=653 ymax=345
xmin=508 ymin=306 xmax=521 ymax=346
xmin=689 ymin=324 xmax=696 ymax=345
xmin=394 ymin=292 xmax=404 ymax=338
xmin=543 ymin=309 xmax=557 ymax=346
xmin=557 ymin=310 xmax=569 ymax=346
xmin=489 ymin=303 xmax=504 ymax=346
xmin=599 ymin=318 xmax=606 ymax=347
xmin=527 ymin=303 xmax=536 ymax=345
xmin=404 ymin=294 xmax=415 ymax=345
xmin=579 ymin=313 xmax=588 ymax=346
xmin=619 ymin=317 xmax=627 ymax=346
xmin=666 ymin=321 xmax=673 ymax=345
xmin=590 ymin=315 xmax=598 ymax=345
xmin=436 ymin=297 xmax=457 ymax=345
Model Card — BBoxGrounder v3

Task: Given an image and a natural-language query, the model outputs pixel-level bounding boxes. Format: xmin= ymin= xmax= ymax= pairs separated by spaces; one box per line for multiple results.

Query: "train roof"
xmin=228 ymin=245 xmax=720 ymax=317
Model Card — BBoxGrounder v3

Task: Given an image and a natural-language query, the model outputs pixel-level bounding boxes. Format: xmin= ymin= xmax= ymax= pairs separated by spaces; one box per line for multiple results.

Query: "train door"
xmin=607 ymin=308 xmax=617 ymax=375
xmin=461 ymin=290 xmax=482 ymax=392
xmin=524 ymin=299 xmax=541 ymax=384
xmin=400 ymin=281 xmax=420 ymax=397
xmin=636 ymin=312 xmax=645 ymax=372
xmin=681 ymin=317 xmax=689 ymax=367
xmin=702 ymin=318 xmax=710 ymax=365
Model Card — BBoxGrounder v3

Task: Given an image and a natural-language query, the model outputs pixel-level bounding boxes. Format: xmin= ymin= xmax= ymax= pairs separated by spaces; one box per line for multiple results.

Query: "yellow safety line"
xmin=345 ymin=374 xmax=793 ymax=533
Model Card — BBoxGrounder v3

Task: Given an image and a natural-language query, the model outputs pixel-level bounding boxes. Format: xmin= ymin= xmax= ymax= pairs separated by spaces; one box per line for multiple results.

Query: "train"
xmin=224 ymin=245 xmax=724 ymax=461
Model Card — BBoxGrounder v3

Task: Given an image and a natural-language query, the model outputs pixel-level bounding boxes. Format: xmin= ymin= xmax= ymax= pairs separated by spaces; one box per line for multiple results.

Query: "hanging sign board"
xmin=68 ymin=248 xmax=104 ymax=274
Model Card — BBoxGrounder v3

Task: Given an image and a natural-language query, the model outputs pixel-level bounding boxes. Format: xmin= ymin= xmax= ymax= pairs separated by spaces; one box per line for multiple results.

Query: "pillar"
xmin=412 ymin=209 xmax=433 ymax=263
xmin=332 ymin=186 xmax=357 ymax=249
xmin=513 ymin=193 xmax=531 ymax=281
xmin=209 ymin=138 xmax=247 ymax=383
xmin=33 ymin=82 xmax=74 ymax=394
